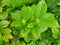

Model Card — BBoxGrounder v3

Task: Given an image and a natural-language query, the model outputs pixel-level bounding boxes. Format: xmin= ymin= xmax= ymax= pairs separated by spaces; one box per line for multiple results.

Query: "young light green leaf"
xmin=21 ymin=6 xmax=31 ymax=20
xmin=11 ymin=21 xmax=22 ymax=27
xmin=31 ymin=27 xmax=41 ymax=40
xmin=20 ymin=28 xmax=30 ymax=38
xmin=21 ymin=19 xmax=26 ymax=25
xmin=57 ymin=2 xmax=60 ymax=6
xmin=0 ymin=7 xmax=2 ymax=12
xmin=31 ymin=4 xmax=37 ymax=16
xmin=27 ymin=22 xmax=36 ymax=28
xmin=39 ymin=25 xmax=48 ymax=32
xmin=0 ymin=20 xmax=10 ymax=28
xmin=35 ymin=0 xmax=47 ymax=19
xmin=24 ymin=35 xmax=31 ymax=42
xmin=40 ymin=13 xmax=59 ymax=27
xmin=52 ymin=27 xmax=59 ymax=39
xmin=1 ymin=28 xmax=11 ymax=34
xmin=2 ymin=34 xmax=13 ymax=42
xmin=0 ymin=11 xmax=8 ymax=20
xmin=11 ymin=10 xmax=21 ymax=21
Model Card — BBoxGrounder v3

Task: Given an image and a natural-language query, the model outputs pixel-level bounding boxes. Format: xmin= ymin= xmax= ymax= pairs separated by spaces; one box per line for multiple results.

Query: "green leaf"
xmin=27 ymin=22 xmax=36 ymax=28
xmin=0 ymin=0 xmax=5 ymax=13
xmin=40 ymin=30 xmax=54 ymax=43
xmin=21 ymin=19 xmax=26 ymax=25
xmin=10 ymin=40 xmax=20 ymax=45
xmin=0 ymin=7 xmax=2 ymax=12
xmin=52 ymin=27 xmax=59 ymax=39
xmin=0 ymin=20 xmax=10 ymax=28
xmin=1 ymin=28 xmax=11 ymax=34
xmin=35 ymin=0 xmax=47 ymax=19
xmin=2 ymin=34 xmax=13 ymax=42
xmin=39 ymin=25 xmax=48 ymax=32
xmin=57 ymin=2 xmax=60 ymax=6
xmin=11 ymin=10 xmax=21 ymax=21
xmin=58 ymin=38 xmax=60 ymax=45
xmin=21 ymin=6 xmax=31 ymax=20
xmin=27 ymin=41 xmax=37 ymax=45
xmin=11 ymin=21 xmax=22 ymax=27
xmin=4 ymin=0 xmax=24 ymax=8
xmin=0 ymin=11 xmax=8 ymax=20
xmin=24 ymin=35 xmax=31 ymax=42
xmin=40 ymin=13 xmax=59 ymax=27
xmin=27 ymin=0 xmax=34 ymax=4
xmin=24 ymin=33 xmax=35 ymax=42
xmin=38 ymin=41 xmax=46 ymax=45
xmin=31 ymin=4 xmax=37 ymax=16
xmin=46 ymin=0 xmax=56 ymax=8
xmin=20 ymin=42 xmax=26 ymax=45
xmin=31 ymin=27 xmax=41 ymax=40
xmin=20 ymin=28 xmax=30 ymax=38
xmin=4 ymin=0 xmax=11 ymax=7
xmin=0 ymin=33 xmax=2 ymax=41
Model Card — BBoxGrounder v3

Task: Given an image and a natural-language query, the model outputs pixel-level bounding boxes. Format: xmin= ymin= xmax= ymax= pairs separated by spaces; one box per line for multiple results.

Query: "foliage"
xmin=0 ymin=0 xmax=60 ymax=45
